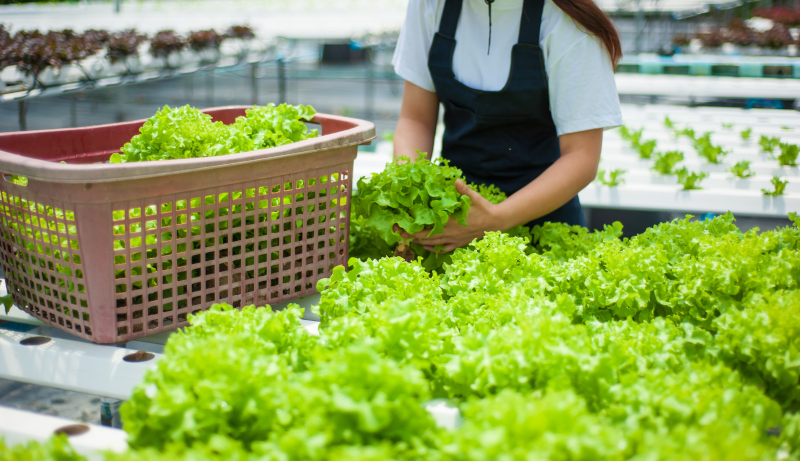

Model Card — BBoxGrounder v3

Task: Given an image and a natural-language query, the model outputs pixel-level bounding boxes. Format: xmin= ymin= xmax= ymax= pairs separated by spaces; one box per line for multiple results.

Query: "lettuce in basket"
xmin=110 ymin=103 xmax=317 ymax=163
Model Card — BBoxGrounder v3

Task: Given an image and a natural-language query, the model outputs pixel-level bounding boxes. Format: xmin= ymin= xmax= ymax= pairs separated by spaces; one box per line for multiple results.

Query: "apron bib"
xmin=427 ymin=0 xmax=586 ymax=227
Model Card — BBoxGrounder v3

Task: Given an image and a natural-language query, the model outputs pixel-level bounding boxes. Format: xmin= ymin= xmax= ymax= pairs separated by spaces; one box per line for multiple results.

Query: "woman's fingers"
xmin=415 ymin=235 xmax=451 ymax=245
xmin=392 ymin=224 xmax=414 ymax=239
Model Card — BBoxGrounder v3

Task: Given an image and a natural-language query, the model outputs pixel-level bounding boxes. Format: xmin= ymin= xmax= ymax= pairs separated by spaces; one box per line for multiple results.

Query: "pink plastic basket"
xmin=0 ymin=106 xmax=375 ymax=344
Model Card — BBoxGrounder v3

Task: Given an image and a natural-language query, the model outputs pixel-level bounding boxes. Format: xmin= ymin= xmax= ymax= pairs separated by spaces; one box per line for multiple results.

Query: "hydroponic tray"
xmin=615 ymin=74 xmax=800 ymax=99
xmin=618 ymin=54 xmax=800 ymax=78
xmin=365 ymin=104 xmax=799 ymax=218
xmin=580 ymin=104 xmax=800 ymax=217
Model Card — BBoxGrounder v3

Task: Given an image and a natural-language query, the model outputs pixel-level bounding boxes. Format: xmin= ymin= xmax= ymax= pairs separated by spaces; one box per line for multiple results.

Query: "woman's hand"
xmin=404 ymin=179 xmax=502 ymax=253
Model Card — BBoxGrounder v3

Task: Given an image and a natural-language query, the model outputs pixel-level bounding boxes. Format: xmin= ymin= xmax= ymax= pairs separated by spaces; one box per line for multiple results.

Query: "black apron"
xmin=428 ymin=0 xmax=586 ymax=227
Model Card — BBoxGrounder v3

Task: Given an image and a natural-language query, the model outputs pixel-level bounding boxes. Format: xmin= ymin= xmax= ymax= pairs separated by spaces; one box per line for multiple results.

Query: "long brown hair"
xmin=551 ymin=0 xmax=623 ymax=67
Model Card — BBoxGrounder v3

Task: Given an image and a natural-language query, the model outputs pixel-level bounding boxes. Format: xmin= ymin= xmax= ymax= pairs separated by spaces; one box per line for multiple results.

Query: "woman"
xmin=391 ymin=0 xmax=623 ymax=253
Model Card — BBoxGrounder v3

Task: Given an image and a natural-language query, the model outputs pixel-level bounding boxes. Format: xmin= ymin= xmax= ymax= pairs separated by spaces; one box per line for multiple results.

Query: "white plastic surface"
xmin=0 ymin=329 xmax=162 ymax=401
xmin=615 ymin=74 xmax=800 ymax=99
xmin=425 ymin=399 xmax=462 ymax=430
xmin=0 ymin=407 xmax=127 ymax=458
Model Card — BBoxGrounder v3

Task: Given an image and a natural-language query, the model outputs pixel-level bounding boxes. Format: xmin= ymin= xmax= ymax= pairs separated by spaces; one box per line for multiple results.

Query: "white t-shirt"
xmin=392 ymin=0 xmax=623 ymax=136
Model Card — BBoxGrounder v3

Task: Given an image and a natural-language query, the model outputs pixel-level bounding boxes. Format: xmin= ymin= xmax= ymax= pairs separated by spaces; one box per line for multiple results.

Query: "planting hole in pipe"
xmin=19 ymin=336 xmax=51 ymax=346
xmin=123 ymin=350 xmax=155 ymax=362
xmin=54 ymin=424 xmax=90 ymax=436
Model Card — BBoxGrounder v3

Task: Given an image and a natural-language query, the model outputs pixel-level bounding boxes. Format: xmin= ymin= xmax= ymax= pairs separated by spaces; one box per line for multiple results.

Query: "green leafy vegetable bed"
xmin=6 ymin=212 xmax=800 ymax=461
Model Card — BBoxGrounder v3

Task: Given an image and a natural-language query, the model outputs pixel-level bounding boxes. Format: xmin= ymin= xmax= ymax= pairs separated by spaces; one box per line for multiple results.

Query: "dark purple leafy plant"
xmin=762 ymin=24 xmax=793 ymax=50
xmin=149 ymin=30 xmax=186 ymax=58
xmin=188 ymin=29 xmax=224 ymax=51
xmin=672 ymin=34 xmax=690 ymax=47
xmin=696 ymin=28 xmax=725 ymax=48
xmin=107 ymin=29 xmax=148 ymax=63
xmin=0 ymin=28 xmax=104 ymax=76
xmin=84 ymin=29 xmax=111 ymax=45
xmin=225 ymin=25 xmax=255 ymax=39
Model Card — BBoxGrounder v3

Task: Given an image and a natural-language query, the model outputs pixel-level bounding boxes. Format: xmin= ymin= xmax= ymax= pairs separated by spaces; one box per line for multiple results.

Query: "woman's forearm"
xmin=493 ymin=129 xmax=602 ymax=230
xmin=393 ymin=117 xmax=436 ymax=162
xmin=393 ymin=81 xmax=440 ymax=162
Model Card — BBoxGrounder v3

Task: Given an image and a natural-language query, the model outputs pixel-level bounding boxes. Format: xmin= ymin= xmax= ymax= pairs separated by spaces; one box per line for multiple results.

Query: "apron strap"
xmin=518 ymin=0 xmax=545 ymax=45
xmin=438 ymin=0 xmax=463 ymax=38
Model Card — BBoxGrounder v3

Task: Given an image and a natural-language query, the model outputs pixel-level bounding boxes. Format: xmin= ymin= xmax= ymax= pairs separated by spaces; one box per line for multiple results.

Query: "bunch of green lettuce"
xmin=350 ymin=161 xmax=533 ymax=272
xmin=447 ymin=386 xmax=781 ymax=461
xmin=354 ymin=155 xmax=470 ymax=247
xmin=713 ymin=289 xmax=800 ymax=410
xmin=121 ymin=304 xmax=441 ymax=459
xmin=530 ymin=220 xmax=622 ymax=262
xmin=348 ymin=211 xmax=396 ymax=262
xmin=409 ymin=183 xmax=534 ymax=272
xmin=111 ymin=103 xmax=316 ymax=163
xmin=444 ymin=389 xmax=627 ymax=460
xmin=314 ymin=256 xmax=442 ymax=323
xmin=231 ymin=103 xmax=318 ymax=149
xmin=651 ymin=150 xmax=684 ymax=175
